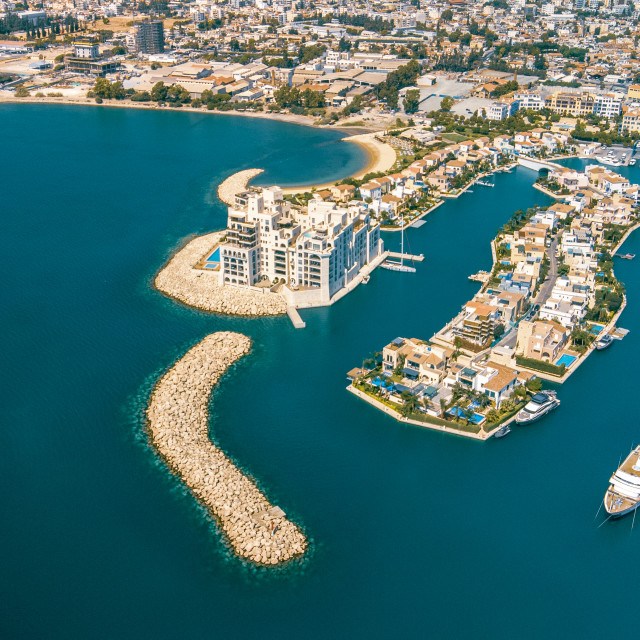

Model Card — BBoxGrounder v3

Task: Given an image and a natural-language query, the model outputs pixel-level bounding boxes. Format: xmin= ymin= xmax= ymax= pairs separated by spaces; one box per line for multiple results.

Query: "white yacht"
xmin=515 ymin=391 xmax=560 ymax=425
xmin=595 ymin=334 xmax=614 ymax=350
xmin=596 ymin=156 xmax=623 ymax=167
xmin=604 ymin=446 xmax=640 ymax=518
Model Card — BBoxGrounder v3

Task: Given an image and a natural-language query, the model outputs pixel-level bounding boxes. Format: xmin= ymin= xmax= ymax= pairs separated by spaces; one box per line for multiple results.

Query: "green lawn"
xmin=440 ymin=132 xmax=469 ymax=143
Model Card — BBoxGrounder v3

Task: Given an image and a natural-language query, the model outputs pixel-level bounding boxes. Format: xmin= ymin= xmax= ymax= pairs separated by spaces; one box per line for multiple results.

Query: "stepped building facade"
xmin=219 ymin=187 xmax=383 ymax=305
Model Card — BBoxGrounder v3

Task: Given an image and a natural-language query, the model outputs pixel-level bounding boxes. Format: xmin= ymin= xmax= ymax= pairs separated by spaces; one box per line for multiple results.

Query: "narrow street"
xmin=533 ymin=235 xmax=560 ymax=308
xmin=497 ymin=234 xmax=560 ymax=350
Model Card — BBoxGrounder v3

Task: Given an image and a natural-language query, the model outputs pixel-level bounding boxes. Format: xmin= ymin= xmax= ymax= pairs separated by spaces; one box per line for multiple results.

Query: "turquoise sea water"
xmin=3 ymin=105 xmax=640 ymax=639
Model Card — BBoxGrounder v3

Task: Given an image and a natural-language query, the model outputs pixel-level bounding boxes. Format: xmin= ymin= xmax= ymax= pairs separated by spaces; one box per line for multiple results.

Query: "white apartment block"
xmin=219 ymin=188 xmax=383 ymax=305
xmin=515 ymin=91 xmax=545 ymax=111
xmin=485 ymin=102 xmax=511 ymax=121
xmin=593 ymin=93 xmax=623 ymax=118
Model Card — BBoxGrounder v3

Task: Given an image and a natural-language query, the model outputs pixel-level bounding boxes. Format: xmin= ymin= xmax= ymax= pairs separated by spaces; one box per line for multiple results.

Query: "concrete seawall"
xmin=146 ymin=332 xmax=307 ymax=564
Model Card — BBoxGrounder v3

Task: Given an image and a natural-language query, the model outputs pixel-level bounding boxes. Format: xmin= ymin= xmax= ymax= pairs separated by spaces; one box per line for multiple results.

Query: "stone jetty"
xmin=218 ymin=168 xmax=264 ymax=205
xmin=147 ymin=332 xmax=307 ymax=564
xmin=154 ymin=231 xmax=287 ymax=316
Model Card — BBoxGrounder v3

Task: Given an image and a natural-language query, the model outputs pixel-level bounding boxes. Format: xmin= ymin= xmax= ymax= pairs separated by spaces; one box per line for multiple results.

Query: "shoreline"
xmin=280 ymin=132 xmax=396 ymax=195
xmin=146 ymin=331 xmax=307 ymax=565
xmin=154 ymin=231 xmax=288 ymax=316
xmin=1 ymin=97 xmax=394 ymax=197
xmin=350 ymin=168 xmax=639 ymax=436
xmin=0 ymin=94 xmax=383 ymax=133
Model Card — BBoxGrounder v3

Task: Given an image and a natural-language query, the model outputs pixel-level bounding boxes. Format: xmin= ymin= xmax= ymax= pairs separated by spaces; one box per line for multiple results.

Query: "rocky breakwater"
xmin=147 ymin=332 xmax=307 ymax=564
xmin=218 ymin=168 xmax=264 ymax=205
xmin=154 ymin=232 xmax=287 ymax=316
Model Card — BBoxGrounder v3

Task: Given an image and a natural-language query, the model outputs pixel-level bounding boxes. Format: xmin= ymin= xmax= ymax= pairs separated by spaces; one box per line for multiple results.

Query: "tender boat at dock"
xmin=494 ymin=424 xmax=511 ymax=438
xmin=618 ymin=253 xmax=635 ymax=260
xmin=604 ymin=446 xmax=640 ymax=518
xmin=595 ymin=334 xmax=614 ymax=350
xmin=515 ymin=391 xmax=560 ymax=425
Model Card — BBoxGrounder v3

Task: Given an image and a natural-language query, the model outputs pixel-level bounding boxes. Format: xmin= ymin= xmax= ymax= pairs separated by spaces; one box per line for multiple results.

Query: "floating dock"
xmin=469 ymin=270 xmax=490 ymax=282
xmin=387 ymin=251 xmax=425 ymax=262
xmin=611 ymin=327 xmax=629 ymax=340
xmin=287 ymin=307 xmax=305 ymax=329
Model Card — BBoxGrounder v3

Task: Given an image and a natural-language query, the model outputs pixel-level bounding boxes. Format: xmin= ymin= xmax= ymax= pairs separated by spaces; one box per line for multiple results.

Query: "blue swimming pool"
xmin=371 ymin=377 xmax=394 ymax=391
xmin=206 ymin=248 xmax=220 ymax=262
xmin=556 ymin=354 xmax=577 ymax=367
xmin=447 ymin=407 xmax=485 ymax=424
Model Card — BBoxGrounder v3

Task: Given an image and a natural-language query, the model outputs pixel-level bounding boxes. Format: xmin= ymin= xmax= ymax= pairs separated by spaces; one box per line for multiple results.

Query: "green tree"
xmin=399 ymin=391 xmax=418 ymax=417
xmin=403 ymin=88 xmax=420 ymax=114
xmin=130 ymin=90 xmax=151 ymax=102
xmin=525 ymin=378 xmax=543 ymax=393
xmin=93 ymin=77 xmax=112 ymax=99
xmin=393 ymin=354 xmax=406 ymax=376
xmin=150 ymin=81 xmax=168 ymax=103
xmin=440 ymin=96 xmax=454 ymax=112
xmin=110 ymin=80 xmax=126 ymax=100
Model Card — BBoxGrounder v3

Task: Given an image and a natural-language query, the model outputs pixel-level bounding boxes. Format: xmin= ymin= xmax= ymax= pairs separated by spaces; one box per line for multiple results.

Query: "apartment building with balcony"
xmin=544 ymin=91 xmax=595 ymax=116
xmin=219 ymin=187 xmax=383 ymax=305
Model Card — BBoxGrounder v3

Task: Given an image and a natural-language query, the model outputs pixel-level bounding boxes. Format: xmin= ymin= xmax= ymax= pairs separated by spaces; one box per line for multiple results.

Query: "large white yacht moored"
xmin=604 ymin=446 xmax=640 ymax=518
xmin=514 ymin=391 xmax=560 ymax=425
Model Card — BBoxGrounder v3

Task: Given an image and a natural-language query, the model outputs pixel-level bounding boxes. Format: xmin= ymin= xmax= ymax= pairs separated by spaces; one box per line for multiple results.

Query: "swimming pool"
xmin=206 ymin=248 xmax=220 ymax=262
xmin=447 ymin=407 xmax=485 ymax=424
xmin=556 ymin=354 xmax=577 ymax=368
xmin=371 ymin=377 xmax=394 ymax=391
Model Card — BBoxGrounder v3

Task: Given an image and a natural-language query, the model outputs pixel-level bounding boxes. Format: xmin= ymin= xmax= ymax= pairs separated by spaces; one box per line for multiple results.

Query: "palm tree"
xmin=400 ymin=394 xmax=418 ymax=417
xmin=439 ymin=398 xmax=448 ymax=418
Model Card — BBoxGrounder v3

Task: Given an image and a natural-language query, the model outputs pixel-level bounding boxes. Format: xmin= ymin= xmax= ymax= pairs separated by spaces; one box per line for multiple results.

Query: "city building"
xmin=544 ymin=91 xmax=595 ymax=116
xmin=64 ymin=37 xmax=119 ymax=76
xmin=516 ymin=320 xmax=569 ymax=362
xmin=135 ymin=20 xmax=165 ymax=55
xmin=620 ymin=109 xmax=640 ymax=134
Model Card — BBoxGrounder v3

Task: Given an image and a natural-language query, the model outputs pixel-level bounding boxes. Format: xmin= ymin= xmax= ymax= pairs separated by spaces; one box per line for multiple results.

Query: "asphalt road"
xmin=497 ymin=235 xmax=560 ymax=350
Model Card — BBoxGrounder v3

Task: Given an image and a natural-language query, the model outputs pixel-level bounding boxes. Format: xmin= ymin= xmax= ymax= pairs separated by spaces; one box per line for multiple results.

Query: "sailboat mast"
xmin=400 ymin=213 xmax=404 ymax=267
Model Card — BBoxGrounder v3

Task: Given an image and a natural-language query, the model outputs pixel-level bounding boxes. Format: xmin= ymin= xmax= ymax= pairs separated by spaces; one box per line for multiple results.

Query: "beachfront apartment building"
xmin=219 ymin=187 xmax=383 ymax=304
xmin=586 ymin=166 xmax=631 ymax=195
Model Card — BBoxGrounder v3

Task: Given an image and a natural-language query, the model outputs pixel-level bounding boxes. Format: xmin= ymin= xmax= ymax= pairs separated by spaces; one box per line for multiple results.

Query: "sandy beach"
xmin=0 ymin=94 xmax=396 ymax=198
xmin=0 ymin=93 xmax=383 ymax=131
xmin=280 ymin=133 xmax=397 ymax=195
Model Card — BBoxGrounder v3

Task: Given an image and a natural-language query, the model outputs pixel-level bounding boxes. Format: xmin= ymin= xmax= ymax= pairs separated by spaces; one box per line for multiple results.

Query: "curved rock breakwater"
xmin=147 ymin=331 xmax=307 ymax=564
xmin=154 ymin=232 xmax=287 ymax=316
xmin=218 ymin=168 xmax=264 ymax=205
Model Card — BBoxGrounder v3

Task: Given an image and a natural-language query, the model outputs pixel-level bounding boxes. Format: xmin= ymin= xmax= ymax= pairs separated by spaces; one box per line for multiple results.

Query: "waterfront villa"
xmin=348 ymin=163 xmax=638 ymax=438
xmin=516 ymin=320 xmax=569 ymax=363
